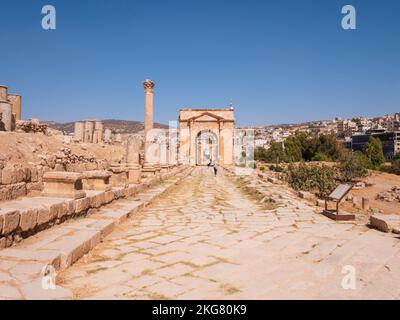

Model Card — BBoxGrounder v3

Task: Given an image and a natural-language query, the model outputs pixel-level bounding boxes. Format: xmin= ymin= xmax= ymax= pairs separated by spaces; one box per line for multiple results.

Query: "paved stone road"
xmin=59 ymin=167 xmax=400 ymax=299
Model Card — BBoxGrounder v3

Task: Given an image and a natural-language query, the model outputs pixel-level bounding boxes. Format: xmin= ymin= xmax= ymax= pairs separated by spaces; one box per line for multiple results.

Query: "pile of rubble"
xmin=16 ymin=119 xmax=48 ymax=134
xmin=39 ymin=147 xmax=107 ymax=172
xmin=376 ymin=186 xmax=400 ymax=202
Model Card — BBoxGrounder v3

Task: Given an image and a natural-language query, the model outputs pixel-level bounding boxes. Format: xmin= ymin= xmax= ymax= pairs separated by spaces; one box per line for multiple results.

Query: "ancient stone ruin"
xmin=74 ymin=119 xmax=104 ymax=143
xmin=0 ymin=85 xmax=22 ymax=132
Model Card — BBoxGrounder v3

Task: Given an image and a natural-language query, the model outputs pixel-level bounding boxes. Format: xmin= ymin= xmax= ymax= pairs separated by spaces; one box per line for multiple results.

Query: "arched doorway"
xmin=195 ymin=130 xmax=218 ymax=165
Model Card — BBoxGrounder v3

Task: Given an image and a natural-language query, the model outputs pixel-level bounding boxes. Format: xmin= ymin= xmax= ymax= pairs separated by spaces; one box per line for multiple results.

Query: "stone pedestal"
xmin=42 ymin=172 xmax=86 ymax=199
xmin=109 ymin=164 xmax=129 ymax=187
xmin=126 ymin=137 xmax=141 ymax=184
xmin=127 ymin=164 xmax=141 ymax=184
xmin=82 ymin=170 xmax=112 ymax=191
xmin=362 ymin=197 xmax=370 ymax=211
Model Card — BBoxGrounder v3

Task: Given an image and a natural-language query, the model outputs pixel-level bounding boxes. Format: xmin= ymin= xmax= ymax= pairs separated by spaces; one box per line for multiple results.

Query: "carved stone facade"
xmin=178 ymin=108 xmax=235 ymax=166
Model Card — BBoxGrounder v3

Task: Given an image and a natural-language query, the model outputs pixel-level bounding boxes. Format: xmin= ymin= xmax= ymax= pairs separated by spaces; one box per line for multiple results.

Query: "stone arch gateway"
xmin=178 ymin=108 xmax=235 ymax=166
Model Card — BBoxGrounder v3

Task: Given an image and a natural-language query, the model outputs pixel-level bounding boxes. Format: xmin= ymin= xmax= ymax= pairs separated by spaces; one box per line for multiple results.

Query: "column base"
xmin=126 ymin=163 xmax=141 ymax=184
xmin=141 ymin=163 xmax=160 ymax=178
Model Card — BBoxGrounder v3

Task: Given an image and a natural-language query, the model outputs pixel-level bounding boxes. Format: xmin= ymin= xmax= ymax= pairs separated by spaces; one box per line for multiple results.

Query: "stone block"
xmin=37 ymin=206 xmax=51 ymax=226
xmin=1 ymin=209 xmax=20 ymax=235
xmin=362 ymin=197 xmax=370 ymax=211
xmin=104 ymin=191 xmax=115 ymax=204
xmin=113 ymin=188 xmax=124 ymax=199
xmin=127 ymin=166 xmax=141 ymax=184
xmin=370 ymin=214 xmax=400 ymax=233
xmin=0 ymin=182 xmax=27 ymax=201
xmin=109 ymin=169 xmax=129 ymax=188
xmin=30 ymin=167 xmax=39 ymax=182
xmin=26 ymin=182 xmax=44 ymax=195
xmin=316 ymin=199 xmax=325 ymax=207
xmin=42 ymin=172 xmax=86 ymax=199
xmin=89 ymin=192 xmax=106 ymax=208
xmin=75 ymin=197 xmax=90 ymax=213
xmin=0 ymin=168 xmax=15 ymax=185
xmin=0 ymin=237 xmax=5 ymax=249
xmin=19 ymin=208 xmax=38 ymax=232
xmin=51 ymin=201 xmax=74 ymax=220
xmin=82 ymin=170 xmax=112 ymax=191
xmin=298 ymin=191 xmax=314 ymax=200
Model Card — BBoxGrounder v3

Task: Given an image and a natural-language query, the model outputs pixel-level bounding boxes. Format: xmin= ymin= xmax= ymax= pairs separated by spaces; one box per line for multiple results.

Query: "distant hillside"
xmin=46 ymin=119 xmax=169 ymax=135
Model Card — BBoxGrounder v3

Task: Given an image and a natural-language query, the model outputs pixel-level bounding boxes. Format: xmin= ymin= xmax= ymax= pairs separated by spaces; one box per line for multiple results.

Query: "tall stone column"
xmin=8 ymin=94 xmax=22 ymax=121
xmin=94 ymin=121 xmax=104 ymax=144
xmin=0 ymin=85 xmax=13 ymax=131
xmin=104 ymin=128 xmax=112 ymax=144
xmin=126 ymin=137 xmax=141 ymax=184
xmin=159 ymin=130 xmax=169 ymax=172
xmin=74 ymin=122 xmax=84 ymax=142
xmin=84 ymin=120 xmax=94 ymax=143
xmin=169 ymin=122 xmax=179 ymax=167
xmin=142 ymin=79 xmax=160 ymax=177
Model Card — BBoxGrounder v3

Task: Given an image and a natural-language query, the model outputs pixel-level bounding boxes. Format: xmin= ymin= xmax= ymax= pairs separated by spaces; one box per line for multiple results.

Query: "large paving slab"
xmin=57 ymin=167 xmax=400 ymax=300
xmin=0 ymin=167 xmax=191 ymax=299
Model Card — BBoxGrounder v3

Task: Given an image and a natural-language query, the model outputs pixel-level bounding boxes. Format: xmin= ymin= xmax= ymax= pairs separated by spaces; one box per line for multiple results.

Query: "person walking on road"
xmin=208 ymin=159 xmax=218 ymax=177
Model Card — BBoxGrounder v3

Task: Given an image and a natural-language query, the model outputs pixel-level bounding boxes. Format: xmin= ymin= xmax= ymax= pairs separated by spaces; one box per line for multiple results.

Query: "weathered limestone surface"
xmin=104 ymin=128 xmax=112 ymax=143
xmin=74 ymin=122 xmax=84 ymax=142
xmin=8 ymin=94 xmax=22 ymax=121
xmin=93 ymin=121 xmax=103 ymax=144
xmin=0 ymin=86 xmax=12 ymax=131
xmin=0 ymin=101 xmax=12 ymax=132
xmin=82 ymin=170 xmax=111 ymax=191
xmin=55 ymin=167 xmax=400 ymax=300
xmin=126 ymin=137 xmax=141 ymax=184
xmin=0 ymin=166 xmax=189 ymax=299
xmin=370 ymin=214 xmax=400 ymax=233
xmin=109 ymin=165 xmax=129 ymax=187
xmin=84 ymin=120 xmax=94 ymax=143
xmin=42 ymin=172 xmax=86 ymax=200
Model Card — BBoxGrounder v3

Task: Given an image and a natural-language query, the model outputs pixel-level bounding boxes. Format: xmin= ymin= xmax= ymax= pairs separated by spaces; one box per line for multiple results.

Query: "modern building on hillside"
xmin=351 ymin=130 xmax=400 ymax=160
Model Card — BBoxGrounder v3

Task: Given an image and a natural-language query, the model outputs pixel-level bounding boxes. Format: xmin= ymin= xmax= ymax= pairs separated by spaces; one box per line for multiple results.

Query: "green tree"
xmin=286 ymin=163 xmax=337 ymax=197
xmin=282 ymin=136 xmax=302 ymax=162
xmin=363 ymin=137 xmax=385 ymax=168
xmin=338 ymin=151 xmax=370 ymax=182
xmin=389 ymin=153 xmax=400 ymax=175
xmin=311 ymin=152 xmax=332 ymax=162
xmin=316 ymin=133 xmax=344 ymax=161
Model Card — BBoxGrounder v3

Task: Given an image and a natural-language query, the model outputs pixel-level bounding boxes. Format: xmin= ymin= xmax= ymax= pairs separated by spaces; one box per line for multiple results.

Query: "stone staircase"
xmin=0 ymin=166 xmax=192 ymax=299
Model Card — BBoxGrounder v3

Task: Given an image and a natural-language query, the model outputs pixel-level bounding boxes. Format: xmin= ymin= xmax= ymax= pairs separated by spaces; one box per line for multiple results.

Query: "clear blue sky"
xmin=1 ymin=0 xmax=399 ymax=126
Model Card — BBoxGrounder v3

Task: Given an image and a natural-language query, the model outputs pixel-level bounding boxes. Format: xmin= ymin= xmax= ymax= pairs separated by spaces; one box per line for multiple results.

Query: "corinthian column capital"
xmin=143 ymin=79 xmax=155 ymax=93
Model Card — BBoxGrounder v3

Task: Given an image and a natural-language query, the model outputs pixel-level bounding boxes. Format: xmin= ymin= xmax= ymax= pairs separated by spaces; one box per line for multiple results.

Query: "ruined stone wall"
xmin=0 ymin=147 xmax=108 ymax=202
xmin=0 ymin=85 xmax=21 ymax=132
